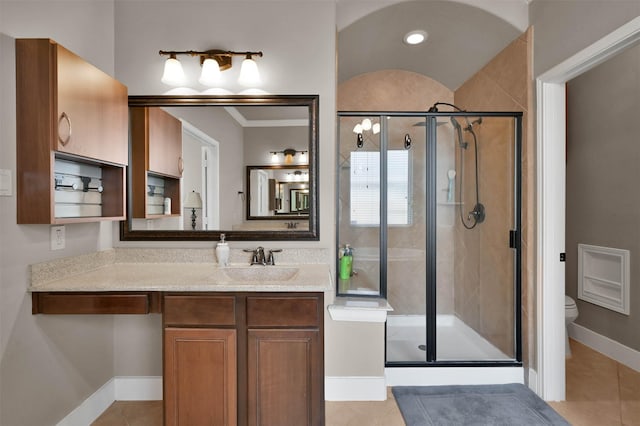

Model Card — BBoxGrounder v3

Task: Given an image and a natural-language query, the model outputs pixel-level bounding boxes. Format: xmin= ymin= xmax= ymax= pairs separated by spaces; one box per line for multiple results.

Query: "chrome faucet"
xmin=243 ymin=246 xmax=266 ymax=265
xmin=266 ymin=249 xmax=282 ymax=266
xmin=244 ymin=247 xmax=281 ymax=266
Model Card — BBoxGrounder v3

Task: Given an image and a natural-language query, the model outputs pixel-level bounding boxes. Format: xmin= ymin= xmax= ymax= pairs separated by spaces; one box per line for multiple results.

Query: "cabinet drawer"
xmin=164 ymin=295 xmax=236 ymax=326
xmin=32 ymin=292 xmax=151 ymax=314
xmin=247 ymin=295 xmax=321 ymax=327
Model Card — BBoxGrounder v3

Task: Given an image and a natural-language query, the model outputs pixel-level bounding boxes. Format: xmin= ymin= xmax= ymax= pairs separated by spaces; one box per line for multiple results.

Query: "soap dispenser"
xmin=216 ymin=233 xmax=230 ymax=267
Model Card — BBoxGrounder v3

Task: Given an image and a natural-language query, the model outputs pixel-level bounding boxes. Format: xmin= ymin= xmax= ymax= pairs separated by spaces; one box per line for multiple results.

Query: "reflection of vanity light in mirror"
xmin=287 ymin=170 xmax=309 ymax=182
xmin=270 ymin=148 xmax=308 ymax=165
xmin=159 ymin=49 xmax=263 ymax=88
xmin=184 ymin=190 xmax=202 ymax=230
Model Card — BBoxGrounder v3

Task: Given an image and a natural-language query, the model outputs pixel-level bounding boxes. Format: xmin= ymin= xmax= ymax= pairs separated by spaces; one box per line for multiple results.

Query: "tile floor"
xmin=92 ymin=339 xmax=640 ymax=425
xmin=548 ymin=339 xmax=640 ymax=426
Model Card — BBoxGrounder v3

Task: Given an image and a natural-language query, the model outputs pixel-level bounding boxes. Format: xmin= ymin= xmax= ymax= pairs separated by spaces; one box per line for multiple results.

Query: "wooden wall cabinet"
xmin=163 ymin=293 xmax=324 ymax=426
xmin=130 ymin=107 xmax=183 ymax=218
xmin=16 ymin=38 xmax=128 ymax=224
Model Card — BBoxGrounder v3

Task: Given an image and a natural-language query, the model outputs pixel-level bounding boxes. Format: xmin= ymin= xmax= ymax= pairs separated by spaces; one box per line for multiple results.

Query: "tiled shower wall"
xmin=454 ymin=28 xmax=533 ymax=360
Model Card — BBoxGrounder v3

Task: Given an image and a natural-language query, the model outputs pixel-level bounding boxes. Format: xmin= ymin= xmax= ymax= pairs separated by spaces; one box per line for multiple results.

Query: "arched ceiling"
xmin=338 ymin=0 xmax=524 ymax=90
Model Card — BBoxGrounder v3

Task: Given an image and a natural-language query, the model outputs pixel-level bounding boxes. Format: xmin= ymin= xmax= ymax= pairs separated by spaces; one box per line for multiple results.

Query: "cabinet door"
xmin=56 ymin=44 xmax=128 ymax=165
xmin=164 ymin=328 xmax=237 ymax=426
xmin=148 ymin=107 xmax=183 ymax=178
xmin=247 ymin=329 xmax=323 ymax=426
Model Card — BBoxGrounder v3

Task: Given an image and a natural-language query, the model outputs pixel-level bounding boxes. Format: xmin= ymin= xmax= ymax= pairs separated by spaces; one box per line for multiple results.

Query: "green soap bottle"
xmin=339 ymin=244 xmax=353 ymax=280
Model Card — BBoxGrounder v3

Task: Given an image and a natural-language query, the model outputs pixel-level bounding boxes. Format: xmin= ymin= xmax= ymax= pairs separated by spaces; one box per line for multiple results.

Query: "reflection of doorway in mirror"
xmin=290 ymin=188 xmax=310 ymax=212
xmin=250 ymin=169 xmax=269 ymax=216
xmin=181 ymin=120 xmax=220 ymax=230
xmin=202 ymin=145 xmax=219 ymax=230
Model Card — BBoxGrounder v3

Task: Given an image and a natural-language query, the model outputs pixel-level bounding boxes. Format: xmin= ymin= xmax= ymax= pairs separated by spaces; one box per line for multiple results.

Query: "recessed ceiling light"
xmin=404 ymin=30 xmax=428 ymax=45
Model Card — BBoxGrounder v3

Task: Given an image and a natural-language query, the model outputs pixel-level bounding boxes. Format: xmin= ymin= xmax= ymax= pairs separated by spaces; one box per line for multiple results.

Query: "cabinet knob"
xmin=58 ymin=112 xmax=72 ymax=146
xmin=178 ymin=157 xmax=184 ymax=175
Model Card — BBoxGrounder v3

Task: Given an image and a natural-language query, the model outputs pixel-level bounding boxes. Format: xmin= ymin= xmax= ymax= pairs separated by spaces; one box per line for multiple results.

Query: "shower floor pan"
xmin=386 ymin=314 xmax=510 ymax=362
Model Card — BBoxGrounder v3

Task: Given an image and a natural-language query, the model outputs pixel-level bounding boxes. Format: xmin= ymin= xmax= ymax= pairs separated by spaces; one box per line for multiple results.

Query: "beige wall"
xmin=0 ymin=2 xmax=119 ymax=422
xmin=454 ymin=28 xmax=533 ymax=361
xmin=529 ymin=0 xmax=640 ymax=77
xmin=566 ymin=42 xmax=640 ymax=352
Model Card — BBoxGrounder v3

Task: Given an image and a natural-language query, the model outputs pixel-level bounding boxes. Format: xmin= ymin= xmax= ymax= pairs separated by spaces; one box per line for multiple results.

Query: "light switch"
xmin=0 ymin=169 xmax=12 ymax=196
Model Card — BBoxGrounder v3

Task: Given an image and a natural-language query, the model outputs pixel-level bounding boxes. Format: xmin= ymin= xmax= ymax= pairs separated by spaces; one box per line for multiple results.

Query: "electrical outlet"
xmin=50 ymin=225 xmax=65 ymax=250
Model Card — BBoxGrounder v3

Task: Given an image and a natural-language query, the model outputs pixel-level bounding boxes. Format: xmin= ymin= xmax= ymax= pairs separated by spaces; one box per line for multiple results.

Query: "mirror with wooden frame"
xmin=120 ymin=95 xmax=318 ymax=241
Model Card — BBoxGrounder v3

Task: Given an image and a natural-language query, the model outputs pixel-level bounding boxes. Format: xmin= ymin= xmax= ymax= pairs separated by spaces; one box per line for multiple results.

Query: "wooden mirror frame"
xmin=120 ymin=94 xmax=319 ymax=241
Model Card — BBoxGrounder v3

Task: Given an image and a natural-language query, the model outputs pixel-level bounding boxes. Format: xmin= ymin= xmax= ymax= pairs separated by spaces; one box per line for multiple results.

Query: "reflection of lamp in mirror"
xmin=184 ymin=190 xmax=202 ymax=230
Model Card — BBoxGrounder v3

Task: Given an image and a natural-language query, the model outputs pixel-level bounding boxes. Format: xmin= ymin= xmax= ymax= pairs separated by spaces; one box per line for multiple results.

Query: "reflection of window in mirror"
xmin=350 ymin=150 xmax=411 ymax=226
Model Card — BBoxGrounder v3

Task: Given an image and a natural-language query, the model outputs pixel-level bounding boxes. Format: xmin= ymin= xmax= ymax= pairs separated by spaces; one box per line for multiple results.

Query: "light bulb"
xmin=198 ymin=57 xmax=221 ymax=86
xmin=238 ymin=55 xmax=261 ymax=87
xmin=362 ymin=118 xmax=372 ymax=131
xmin=161 ymin=56 xmax=185 ymax=86
xmin=271 ymin=152 xmax=279 ymax=163
xmin=372 ymin=123 xmax=381 ymax=134
xmin=353 ymin=124 xmax=363 ymax=134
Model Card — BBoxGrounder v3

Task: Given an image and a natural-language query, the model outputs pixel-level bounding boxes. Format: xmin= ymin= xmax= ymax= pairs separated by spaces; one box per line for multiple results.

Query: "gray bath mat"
xmin=392 ymin=383 xmax=570 ymax=426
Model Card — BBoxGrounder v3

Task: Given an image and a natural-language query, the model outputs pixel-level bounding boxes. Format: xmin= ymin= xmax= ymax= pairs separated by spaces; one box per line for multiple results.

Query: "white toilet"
xmin=565 ymin=296 xmax=579 ymax=357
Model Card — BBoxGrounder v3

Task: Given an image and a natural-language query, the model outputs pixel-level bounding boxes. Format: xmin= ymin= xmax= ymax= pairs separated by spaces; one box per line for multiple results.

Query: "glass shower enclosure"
xmin=337 ymin=111 xmax=522 ymax=365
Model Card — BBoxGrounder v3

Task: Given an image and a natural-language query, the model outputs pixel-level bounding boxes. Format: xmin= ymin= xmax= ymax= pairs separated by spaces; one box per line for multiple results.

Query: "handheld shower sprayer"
xmin=450 ymin=117 xmax=468 ymax=149
xmin=428 ymin=101 xmax=486 ymax=229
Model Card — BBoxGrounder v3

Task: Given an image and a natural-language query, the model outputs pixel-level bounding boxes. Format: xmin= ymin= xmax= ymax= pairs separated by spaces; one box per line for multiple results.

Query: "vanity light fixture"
xmin=269 ymin=148 xmax=308 ymax=165
xmin=159 ymin=49 xmax=263 ymax=87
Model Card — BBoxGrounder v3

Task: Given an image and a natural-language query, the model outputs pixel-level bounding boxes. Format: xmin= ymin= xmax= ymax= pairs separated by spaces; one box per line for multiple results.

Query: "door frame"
xmin=535 ymin=16 xmax=640 ymax=401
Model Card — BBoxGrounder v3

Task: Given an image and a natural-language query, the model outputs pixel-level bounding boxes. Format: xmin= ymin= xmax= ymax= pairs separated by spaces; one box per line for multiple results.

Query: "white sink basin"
xmin=220 ymin=266 xmax=300 ymax=282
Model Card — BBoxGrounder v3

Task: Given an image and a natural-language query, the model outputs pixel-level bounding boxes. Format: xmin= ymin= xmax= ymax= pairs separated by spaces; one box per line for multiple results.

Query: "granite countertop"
xmin=29 ymin=248 xmax=333 ymax=293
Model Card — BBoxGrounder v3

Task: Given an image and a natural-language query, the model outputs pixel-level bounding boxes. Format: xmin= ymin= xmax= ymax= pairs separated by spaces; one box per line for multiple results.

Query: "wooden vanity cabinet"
xmin=130 ymin=107 xmax=183 ymax=218
xmin=163 ymin=293 xmax=324 ymax=426
xmin=15 ymin=38 xmax=128 ymax=224
xmin=246 ymin=295 xmax=324 ymax=426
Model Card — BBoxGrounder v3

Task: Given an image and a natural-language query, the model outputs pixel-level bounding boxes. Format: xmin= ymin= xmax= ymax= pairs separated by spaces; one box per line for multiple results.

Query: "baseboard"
xmin=325 ymin=376 xmax=387 ymax=401
xmin=114 ymin=376 xmax=163 ymax=400
xmin=569 ymin=323 xmax=640 ymax=371
xmin=385 ymin=367 xmax=524 ymax=387
xmin=56 ymin=376 xmax=162 ymax=426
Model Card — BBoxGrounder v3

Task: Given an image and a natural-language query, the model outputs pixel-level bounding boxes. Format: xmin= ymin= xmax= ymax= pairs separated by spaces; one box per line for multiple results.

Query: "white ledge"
xmin=328 ymin=297 xmax=393 ymax=323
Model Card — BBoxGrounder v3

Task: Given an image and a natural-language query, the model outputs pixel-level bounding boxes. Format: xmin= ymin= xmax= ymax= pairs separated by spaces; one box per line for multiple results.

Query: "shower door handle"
xmin=509 ymin=230 xmax=519 ymax=249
